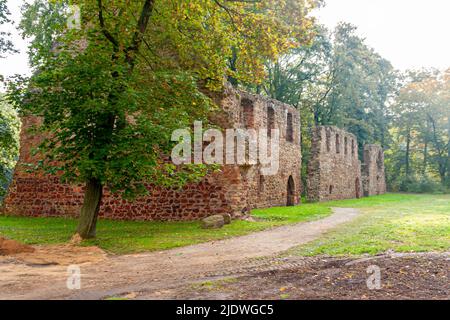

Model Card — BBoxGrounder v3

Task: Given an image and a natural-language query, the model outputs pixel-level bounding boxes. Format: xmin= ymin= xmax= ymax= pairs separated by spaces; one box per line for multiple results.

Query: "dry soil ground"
xmin=159 ymin=252 xmax=449 ymax=300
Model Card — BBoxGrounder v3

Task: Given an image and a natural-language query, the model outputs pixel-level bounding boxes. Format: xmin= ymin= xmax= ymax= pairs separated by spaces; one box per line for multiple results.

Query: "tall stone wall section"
xmin=1 ymin=87 xmax=302 ymax=220
xmin=362 ymin=144 xmax=386 ymax=196
xmin=307 ymin=126 xmax=362 ymax=202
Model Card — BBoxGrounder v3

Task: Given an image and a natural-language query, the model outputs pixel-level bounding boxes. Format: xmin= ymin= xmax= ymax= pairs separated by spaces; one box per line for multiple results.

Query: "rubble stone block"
xmin=201 ymin=215 xmax=225 ymax=229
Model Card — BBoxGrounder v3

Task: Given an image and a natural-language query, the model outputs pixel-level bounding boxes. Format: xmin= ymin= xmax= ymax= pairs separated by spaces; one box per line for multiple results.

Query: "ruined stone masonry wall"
xmin=2 ymin=87 xmax=302 ymax=220
xmin=362 ymin=144 xmax=386 ymax=196
xmin=226 ymin=90 xmax=302 ymax=210
xmin=307 ymin=126 xmax=362 ymax=202
xmin=4 ymin=165 xmax=247 ymax=221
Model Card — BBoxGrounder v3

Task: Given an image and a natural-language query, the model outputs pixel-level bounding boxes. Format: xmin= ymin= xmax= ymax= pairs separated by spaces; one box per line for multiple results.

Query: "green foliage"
xmin=390 ymin=175 xmax=449 ymax=194
xmin=387 ymin=69 xmax=450 ymax=192
xmin=320 ymin=23 xmax=397 ymax=141
xmin=248 ymin=19 xmax=331 ymax=105
xmin=0 ymin=95 xmax=20 ymax=198
xmin=260 ymin=23 xmax=397 ymax=145
xmin=0 ymin=0 xmax=17 ymax=58
xmin=70 ymin=0 xmax=317 ymax=90
xmin=19 ymin=0 xmax=68 ymax=66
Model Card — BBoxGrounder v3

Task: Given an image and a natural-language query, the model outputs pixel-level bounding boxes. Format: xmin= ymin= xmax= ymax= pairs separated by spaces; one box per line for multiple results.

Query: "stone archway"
xmin=287 ymin=176 xmax=296 ymax=206
xmin=355 ymin=177 xmax=361 ymax=199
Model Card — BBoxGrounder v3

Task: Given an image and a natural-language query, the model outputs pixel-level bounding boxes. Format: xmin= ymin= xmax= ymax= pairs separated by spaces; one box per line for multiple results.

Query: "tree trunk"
xmin=447 ymin=117 xmax=450 ymax=186
xmin=73 ymin=0 xmax=154 ymax=240
xmin=76 ymin=178 xmax=103 ymax=239
xmin=422 ymin=139 xmax=428 ymax=175
xmin=227 ymin=46 xmax=238 ymax=87
xmin=405 ymin=128 xmax=411 ymax=176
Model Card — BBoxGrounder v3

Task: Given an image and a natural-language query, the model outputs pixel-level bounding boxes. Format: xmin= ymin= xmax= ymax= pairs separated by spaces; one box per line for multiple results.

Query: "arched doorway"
xmin=355 ymin=177 xmax=361 ymax=199
xmin=287 ymin=176 xmax=295 ymax=206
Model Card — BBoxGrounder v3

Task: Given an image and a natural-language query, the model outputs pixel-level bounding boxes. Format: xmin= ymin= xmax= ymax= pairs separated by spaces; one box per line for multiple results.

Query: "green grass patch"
xmin=192 ymin=278 xmax=238 ymax=291
xmin=0 ymin=202 xmax=331 ymax=254
xmin=3 ymin=193 xmax=446 ymax=256
xmin=289 ymin=193 xmax=450 ymax=257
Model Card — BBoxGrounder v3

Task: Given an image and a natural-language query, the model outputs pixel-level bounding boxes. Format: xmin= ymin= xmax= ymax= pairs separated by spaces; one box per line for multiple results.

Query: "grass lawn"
xmin=0 ymin=202 xmax=331 ymax=254
xmin=289 ymin=193 xmax=450 ymax=256
xmin=1 ymin=193 xmax=448 ymax=255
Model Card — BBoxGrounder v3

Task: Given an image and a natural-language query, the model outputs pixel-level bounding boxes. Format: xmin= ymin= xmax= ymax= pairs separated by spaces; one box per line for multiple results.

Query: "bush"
xmin=392 ymin=175 xmax=448 ymax=194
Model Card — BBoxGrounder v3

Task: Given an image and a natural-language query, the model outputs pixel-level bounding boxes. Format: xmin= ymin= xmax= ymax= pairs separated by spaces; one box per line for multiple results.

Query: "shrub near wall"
xmin=391 ymin=175 xmax=450 ymax=194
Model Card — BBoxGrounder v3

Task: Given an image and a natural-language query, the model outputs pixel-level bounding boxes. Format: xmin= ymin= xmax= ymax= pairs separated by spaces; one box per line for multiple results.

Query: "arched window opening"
xmin=326 ymin=129 xmax=331 ymax=152
xmin=259 ymin=175 xmax=265 ymax=194
xmin=351 ymin=140 xmax=355 ymax=157
xmin=355 ymin=178 xmax=361 ymax=198
xmin=287 ymin=176 xmax=295 ymax=206
xmin=241 ymin=98 xmax=254 ymax=128
xmin=344 ymin=137 xmax=348 ymax=155
xmin=267 ymin=106 xmax=275 ymax=138
xmin=336 ymin=134 xmax=341 ymax=154
xmin=377 ymin=151 xmax=383 ymax=170
xmin=286 ymin=113 xmax=294 ymax=142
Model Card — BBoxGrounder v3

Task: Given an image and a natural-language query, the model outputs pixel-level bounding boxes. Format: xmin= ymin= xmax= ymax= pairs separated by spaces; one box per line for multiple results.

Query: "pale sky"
xmin=0 ymin=0 xmax=449 ymax=85
xmin=314 ymin=0 xmax=450 ymax=71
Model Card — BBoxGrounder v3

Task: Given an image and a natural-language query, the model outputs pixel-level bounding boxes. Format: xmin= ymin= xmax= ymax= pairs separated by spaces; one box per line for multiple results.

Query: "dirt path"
xmin=0 ymin=208 xmax=360 ymax=300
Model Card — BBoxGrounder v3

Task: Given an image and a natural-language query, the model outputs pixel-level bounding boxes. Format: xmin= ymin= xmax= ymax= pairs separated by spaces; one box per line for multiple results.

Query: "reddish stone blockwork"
xmin=362 ymin=144 xmax=387 ymax=196
xmin=307 ymin=126 xmax=386 ymax=202
xmin=1 ymin=86 xmax=302 ymax=220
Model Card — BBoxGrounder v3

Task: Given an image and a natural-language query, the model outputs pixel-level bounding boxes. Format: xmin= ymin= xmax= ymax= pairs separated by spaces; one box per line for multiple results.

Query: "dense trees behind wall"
xmin=387 ymin=69 xmax=450 ymax=192
xmin=0 ymin=1 xmax=20 ymax=200
xmin=0 ymin=95 xmax=20 ymax=200
xmin=244 ymin=23 xmax=449 ymax=194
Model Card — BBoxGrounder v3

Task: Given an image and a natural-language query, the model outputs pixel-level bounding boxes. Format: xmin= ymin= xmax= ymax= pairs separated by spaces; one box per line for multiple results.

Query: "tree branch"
xmin=125 ymin=0 xmax=155 ymax=69
xmin=97 ymin=0 xmax=119 ymax=50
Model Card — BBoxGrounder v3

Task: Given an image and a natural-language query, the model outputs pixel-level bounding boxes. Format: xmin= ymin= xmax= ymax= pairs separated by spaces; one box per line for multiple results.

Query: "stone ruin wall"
xmin=222 ymin=90 xmax=302 ymax=210
xmin=362 ymin=144 xmax=387 ymax=196
xmin=1 ymin=87 xmax=302 ymax=220
xmin=2 ymin=117 xmax=242 ymax=220
xmin=307 ymin=126 xmax=363 ymax=202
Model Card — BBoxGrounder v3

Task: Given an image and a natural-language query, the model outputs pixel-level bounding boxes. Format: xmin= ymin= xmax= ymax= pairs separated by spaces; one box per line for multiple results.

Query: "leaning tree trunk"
xmin=76 ymin=178 xmax=103 ymax=239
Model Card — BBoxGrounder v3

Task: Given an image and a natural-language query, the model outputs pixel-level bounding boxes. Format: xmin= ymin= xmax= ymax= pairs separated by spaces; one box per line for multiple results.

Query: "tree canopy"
xmin=386 ymin=69 xmax=450 ymax=192
xmin=244 ymin=19 xmax=448 ymax=194
xmin=0 ymin=0 xmax=17 ymax=58
xmin=252 ymin=22 xmax=399 ymax=184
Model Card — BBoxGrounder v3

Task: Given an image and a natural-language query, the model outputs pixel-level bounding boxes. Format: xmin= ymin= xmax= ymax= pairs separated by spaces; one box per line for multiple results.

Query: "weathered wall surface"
xmin=3 ymin=164 xmax=243 ymax=220
xmin=362 ymin=144 xmax=386 ymax=196
xmin=220 ymin=89 xmax=302 ymax=211
xmin=1 ymin=87 xmax=302 ymax=220
xmin=307 ymin=126 xmax=362 ymax=202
